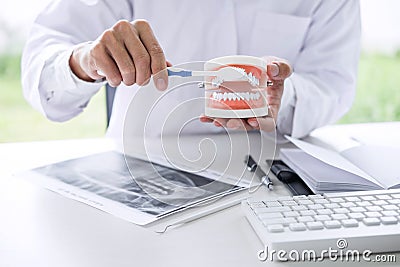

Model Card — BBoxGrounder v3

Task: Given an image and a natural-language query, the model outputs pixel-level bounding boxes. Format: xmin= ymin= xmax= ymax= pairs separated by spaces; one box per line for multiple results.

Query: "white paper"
xmin=285 ymin=136 xmax=383 ymax=188
xmin=341 ymin=145 xmax=400 ymax=189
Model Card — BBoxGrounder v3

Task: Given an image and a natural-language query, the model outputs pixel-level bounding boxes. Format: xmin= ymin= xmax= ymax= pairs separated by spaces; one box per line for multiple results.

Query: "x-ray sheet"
xmin=22 ymin=151 xmax=243 ymax=225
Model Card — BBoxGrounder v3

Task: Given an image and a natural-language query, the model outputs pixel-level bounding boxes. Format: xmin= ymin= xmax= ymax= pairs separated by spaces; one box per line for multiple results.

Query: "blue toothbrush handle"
xmin=167 ymin=69 xmax=193 ymax=77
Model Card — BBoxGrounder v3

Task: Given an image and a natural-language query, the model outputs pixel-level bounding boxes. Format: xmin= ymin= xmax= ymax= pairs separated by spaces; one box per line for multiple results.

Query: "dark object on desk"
xmin=266 ymin=160 xmax=314 ymax=196
xmin=245 ymin=155 xmax=273 ymax=190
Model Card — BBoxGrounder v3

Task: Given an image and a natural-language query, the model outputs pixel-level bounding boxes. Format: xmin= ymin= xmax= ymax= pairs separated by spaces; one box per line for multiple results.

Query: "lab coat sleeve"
xmin=273 ymin=0 xmax=361 ymax=140
xmin=21 ymin=0 xmax=134 ymax=121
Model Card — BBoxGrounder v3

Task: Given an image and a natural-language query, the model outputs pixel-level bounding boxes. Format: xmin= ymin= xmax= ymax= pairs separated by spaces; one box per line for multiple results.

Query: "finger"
xmin=251 ymin=117 xmax=276 ymax=133
xmin=199 ymin=114 xmax=214 ymax=123
xmin=247 ymin=118 xmax=260 ymax=129
xmin=134 ymin=20 xmax=168 ymax=91
xmin=91 ymin=45 xmax=122 ymax=87
xmin=214 ymin=121 xmax=222 ymax=127
xmin=121 ymin=23 xmax=152 ymax=86
xmin=267 ymin=61 xmax=292 ymax=81
xmin=226 ymin=119 xmax=253 ymax=131
xmin=103 ymin=33 xmax=136 ymax=86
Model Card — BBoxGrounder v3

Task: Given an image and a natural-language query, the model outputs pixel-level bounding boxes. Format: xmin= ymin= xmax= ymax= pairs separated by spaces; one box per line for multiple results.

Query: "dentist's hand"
xmin=200 ymin=57 xmax=292 ymax=132
xmin=69 ymin=19 xmax=169 ymax=90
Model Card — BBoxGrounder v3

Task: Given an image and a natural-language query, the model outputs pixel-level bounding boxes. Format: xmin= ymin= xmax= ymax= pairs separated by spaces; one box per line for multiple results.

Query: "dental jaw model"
xmin=204 ymin=55 xmax=269 ymax=118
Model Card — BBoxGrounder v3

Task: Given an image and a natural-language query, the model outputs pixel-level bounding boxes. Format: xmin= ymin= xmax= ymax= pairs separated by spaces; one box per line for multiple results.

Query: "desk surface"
xmin=1 ymin=124 xmax=399 ymax=267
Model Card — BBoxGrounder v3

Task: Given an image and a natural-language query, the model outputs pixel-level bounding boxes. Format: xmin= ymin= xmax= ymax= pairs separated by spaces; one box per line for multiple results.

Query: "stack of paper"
xmin=280 ymin=136 xmax=400 ymax=194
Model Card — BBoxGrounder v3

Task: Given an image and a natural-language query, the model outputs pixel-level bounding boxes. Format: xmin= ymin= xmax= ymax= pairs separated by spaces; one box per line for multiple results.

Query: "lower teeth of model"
xmin=211 ymin=92 xmax=261 ymax=101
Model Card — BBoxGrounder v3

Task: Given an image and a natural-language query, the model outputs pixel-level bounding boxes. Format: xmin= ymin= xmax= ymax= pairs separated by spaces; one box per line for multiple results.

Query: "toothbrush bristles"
xmin=210 ymin=67 xmax=260 ymax=87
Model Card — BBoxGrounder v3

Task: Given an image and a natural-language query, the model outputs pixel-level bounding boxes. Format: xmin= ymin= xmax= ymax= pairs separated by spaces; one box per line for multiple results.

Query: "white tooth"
xmin=218 ymin=93 xmax=222 ymax=101
xmin=238 ymin=93 xmax=245 ymax=100
xmin=212 ymin=92 xmax=217 ymax=99
xmin=223 ymin=92 xmax=228 ymax=101
xmin=228 ymin=93 xmax=233 ymax=101
xmin=244 ymin=92 xmax=249 ymax=101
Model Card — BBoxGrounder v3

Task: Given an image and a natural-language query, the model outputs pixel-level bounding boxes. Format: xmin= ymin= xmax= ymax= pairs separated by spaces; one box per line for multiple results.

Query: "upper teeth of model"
xmin=211 ymin=71 xmax=260 ymax=87
xmin=211 ymin=92 xmax=261 ymax=101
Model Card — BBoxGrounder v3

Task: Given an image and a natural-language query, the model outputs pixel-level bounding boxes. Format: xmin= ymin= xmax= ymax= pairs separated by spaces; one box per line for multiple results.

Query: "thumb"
xmin=267 ymin=61 xmax=292 ymax=81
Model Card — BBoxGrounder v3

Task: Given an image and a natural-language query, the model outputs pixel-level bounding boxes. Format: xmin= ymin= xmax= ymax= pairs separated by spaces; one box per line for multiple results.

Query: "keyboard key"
xmin=267 ymin=224 xmax=284 ymax=233
xmin=314 ymin=215 xmax=331 ymax=221
xmin=258 ymin=213 xmax=284 ymax=220
xmin=331 ymin=214 xmax=349 ymax=220
xmin=342 ymin=219 xmax=359 ymax=227
xmin=329 ymin=197 xmax=345 ymax=203
xmin=333 ymin=208 xmax=350 ymax=214
xmin=291 ymin=205 xmax=307 ymax=211
xmin=317 ymin=209 xmax=333 ymax=215
xmin=382 ymin=205 xmax=398 ymax=211
xmin=289 ymin=223 xmax=307 ymax=231
xmin=376 ymin=195 xmax=392 ymax=200
xmin=297 ymin=216 xmax=314 ymax=223
xmin=308 ymin=195 xmax=324 ymax=199
xmin=306 ymin=221 xmax=324 ymax=230
xmin=371 ymin=200 xmax=388 ymax=206
xmin=283 ymin=211 xmax=300 ymax=217
xmin=249 ymin=202 xmax=266 ymax=209
xmin=391 ymin=194 xmax=400 ymax=199
xmin=253 ymin=207 xmax=276 ymax=215
xmin=313 ymin=199 xmax=330 ymax=204
xmin=357 ymin=201 xmax=372 ymax=207
xmin=364 ymin=211 xmax=381 ymax=218
xmin=366 ymin=206 xmax=383 ymax=212
xmin=349 ymin=207 xmax=367 ymax=213
xmin=324 ymin=203 xmax=340 ymax=209
xmin=293 ymin=195 xmax=308 ymax=200
xmin=363 ymin=218 xmax=380 ymax=226
xmin=300 ymin=210 xmax=317 ymax=216
xmin=277 ymin=196 xmax=295 ymax=201
xmin=263 ymin=217 xmax=296 ymax=226
xmin=380 ymin=216 xmax=398 ymax=225
xmin=360 ymin=196 xmax=376 ymax=201
xmin=388 ymin=199 xmax=400 ymax=205
xmin=264 ymin=201 xmax=282 ymax=207
xmin=381 ymin=210 xmax=398 ymax=217
xmin=297 ymin=200 xmax=313 ymax=205
xmin=348 ymin=212 xmax=365 ymax=221
xmin=281 ymin=200 xmax=298 ymax=206
xmin=256 ymin=206 xmax=291 ymax=213
xmin=324 ymin=220 xmax=341 ymax=229
xmin=340 ymin=202 xmax=356 ymax=208
xmin=345 ymin=196 xmax=361 ymax=202
xmin=308 ymin=204 xmax=324 ymax=210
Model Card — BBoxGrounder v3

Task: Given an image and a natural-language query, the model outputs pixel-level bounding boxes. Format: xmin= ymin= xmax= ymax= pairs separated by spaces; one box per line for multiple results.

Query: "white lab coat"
xmin=22 ymin=0 xmax=361 ymax=141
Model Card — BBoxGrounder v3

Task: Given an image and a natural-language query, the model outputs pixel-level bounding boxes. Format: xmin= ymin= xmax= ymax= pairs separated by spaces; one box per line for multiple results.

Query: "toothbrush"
xmin=167 ymin=67 xmax=260 ymax=87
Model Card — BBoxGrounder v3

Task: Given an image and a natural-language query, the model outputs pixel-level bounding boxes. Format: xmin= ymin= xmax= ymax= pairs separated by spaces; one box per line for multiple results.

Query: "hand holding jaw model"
xmin=199 ymin=55 xmax=292 ymax=133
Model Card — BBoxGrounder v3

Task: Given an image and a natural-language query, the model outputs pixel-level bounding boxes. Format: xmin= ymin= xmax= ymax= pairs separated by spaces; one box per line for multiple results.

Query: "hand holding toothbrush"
xmin=69 ymin=19 xmax=170 ymax=90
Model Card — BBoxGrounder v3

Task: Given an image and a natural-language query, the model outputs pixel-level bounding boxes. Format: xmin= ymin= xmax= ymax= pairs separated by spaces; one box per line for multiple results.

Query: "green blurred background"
xmin=1 ymin=52 xmax=400 ymax=142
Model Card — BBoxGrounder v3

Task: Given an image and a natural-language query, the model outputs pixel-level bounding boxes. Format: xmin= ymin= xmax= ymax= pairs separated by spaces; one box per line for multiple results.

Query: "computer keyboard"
xmin=242 ymin=189 xmax=400 ymax=258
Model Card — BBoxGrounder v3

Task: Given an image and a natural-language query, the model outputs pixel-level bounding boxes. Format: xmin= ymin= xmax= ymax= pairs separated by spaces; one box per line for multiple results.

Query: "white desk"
xmin=1 ymin=125 xmax=399 ymax=267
